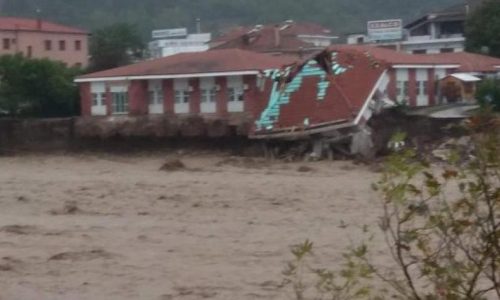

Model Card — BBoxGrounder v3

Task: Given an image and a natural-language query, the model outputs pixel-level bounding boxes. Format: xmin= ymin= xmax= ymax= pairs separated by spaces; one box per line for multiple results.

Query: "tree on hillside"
xmin=1 ymin=0 xmax=459 ymax=38
xmin=89 ymin=23 xmax=145 ymax=72
xmin=466 ymin=0 xmax=500 ymax=58
xmin=0 ymin=54 xmax=80 ymax=118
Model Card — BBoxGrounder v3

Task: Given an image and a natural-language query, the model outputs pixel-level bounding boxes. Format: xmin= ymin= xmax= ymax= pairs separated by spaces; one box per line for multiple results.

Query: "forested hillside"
xmin=0 ymin=0 xmax=462 ymax=36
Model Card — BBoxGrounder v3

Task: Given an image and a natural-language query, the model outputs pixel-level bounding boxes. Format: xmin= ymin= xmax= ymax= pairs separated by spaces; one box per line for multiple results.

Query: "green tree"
xmin=284 ymin=112 xmax=500 ymax=299
xmin=466 ymin=0 xmax=500 ymax=57
xmin=476 ymin=79 xmax=500 ymax=112
xmin=0 ymin=54 xmax=80 ymax=118
xmin=89 ymin=23 xmax=145 ymax=72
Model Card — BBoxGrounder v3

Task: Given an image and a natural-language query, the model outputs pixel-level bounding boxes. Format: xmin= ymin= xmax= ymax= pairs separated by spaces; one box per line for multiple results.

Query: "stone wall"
xmin=0 ymin=116 xmax=252 ymax=153
xmin=0 ymin=118 xmax=75 ymax=153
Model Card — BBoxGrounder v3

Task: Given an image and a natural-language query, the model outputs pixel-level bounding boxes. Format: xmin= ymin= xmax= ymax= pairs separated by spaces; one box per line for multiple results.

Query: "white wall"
xmin=149 ymin=33 xmax=212 ymax=58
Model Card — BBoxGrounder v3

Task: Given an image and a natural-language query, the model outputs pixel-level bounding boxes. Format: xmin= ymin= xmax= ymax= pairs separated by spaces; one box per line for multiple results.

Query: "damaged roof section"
xmin=253 ymin=48 xmax=389 ymax=138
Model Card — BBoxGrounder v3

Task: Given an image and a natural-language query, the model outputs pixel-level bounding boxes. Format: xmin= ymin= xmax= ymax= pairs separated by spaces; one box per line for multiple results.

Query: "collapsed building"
xmin=75 ymin=46 xmax=500 ymax=157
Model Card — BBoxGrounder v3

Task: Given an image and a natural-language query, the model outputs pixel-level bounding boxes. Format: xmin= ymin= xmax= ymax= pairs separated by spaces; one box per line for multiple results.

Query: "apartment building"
xmin=0 ymin=17 xmax=89 ymax=67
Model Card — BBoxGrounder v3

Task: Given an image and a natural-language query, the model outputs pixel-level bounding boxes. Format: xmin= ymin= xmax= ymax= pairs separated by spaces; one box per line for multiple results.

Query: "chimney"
xmin=36 ymin=8 xmax=42 ymax=30
xmin=196 ymin=18 xmax=201 ymax=34
xmin=274 ymin=24 xmax=281 ymax=48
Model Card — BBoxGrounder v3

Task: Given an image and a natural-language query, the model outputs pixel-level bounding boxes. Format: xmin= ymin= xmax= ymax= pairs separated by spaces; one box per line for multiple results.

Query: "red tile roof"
xmin=281 ymin=22 xmax=333 ymax=36
xmin=330 ymin=45 xmax=456 ymax=65
xmin=78 ymin=49 xmax=298 ymax=80
xmin=211 ymin=26 xmax=253 ymax=44
xmin=423 ymin=52 xmax=500 ymax=72
xmin=254 ymin=48 xmax=389 ymax=133
xmin=331 ymin=45 xmax=500 ymax=72
xmin=0 ymin=17 xmax=88 ymax=34
xmin=212 ymin=22 xmax=334 ymax=52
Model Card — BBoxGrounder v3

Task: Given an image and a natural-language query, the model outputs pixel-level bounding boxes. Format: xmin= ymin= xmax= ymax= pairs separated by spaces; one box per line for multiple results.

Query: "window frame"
xmin=75 ymin=40 xmax=82 ymax=51
xmin=396 ymin=80 xmax=408 ymax=96
xmin=174 ymin=90 xmax=190 ymax=104
xmin=148 ymin=88 xmax=163 ymax=105
xmin=92 ymin=93 xmax=106 ymax=106
xmin=2 ymin=38 xmax=10 ymax=50
xmin=59 ymin=40 xmax=66 ymax=51
xmin=111 ymin=92 xmax=128 ymax=114
xmin=227 ymin=87 xmax=244 ymax=102
xmin=201 ymin=88 xmax=217 ymax=103
xmin=44 ymin=40 xmax=52 ymax=51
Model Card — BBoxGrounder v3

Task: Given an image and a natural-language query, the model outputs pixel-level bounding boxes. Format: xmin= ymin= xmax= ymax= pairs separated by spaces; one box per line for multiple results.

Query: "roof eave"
xmin=0 ymin=28 xmax=89 ymax=35
xmin=75 ymin=70 xmax=262 ymax=83
xmin=392 ymin=64 xmax=461 ymax=69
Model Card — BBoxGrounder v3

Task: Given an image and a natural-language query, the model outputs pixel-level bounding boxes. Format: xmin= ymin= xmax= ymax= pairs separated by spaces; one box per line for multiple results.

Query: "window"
xmin=75 ymin=40 xmax=81 ymax=51
xmin=92 ymin=93 xmax=98 ymax=106
xmin=228 ymin=87 xmax=244 ymax=102
xmin=59 ymin=40 xmax=66 ymax=51
xmin=440 ymin=20 xmax=464 ymax=36
xmin=27 ymin=46 xmax=32 ymax=58
xmin=112 ymin=92 xmax=128 ymax=114
xmin=416 ymin=81 xmax=422 ymax=95
xmin=2 ymin=38 xmax=10 ymax=50
xmin=416 ymin=81 xmax=428 ymax=95
xmin=92 ymin=93 xmax=106 ymax=106
xmin=396 ymin=81 xmax=408 ymax=96
xmin=74 ymin=62 xmax=82 ymax=68
xmin=410 ymin=24 xmax=430 ymax=36
xmin=440 ymin=48 xmax=454 ymax=53
xmin=201 ymin=88 xmax=216 ymax=103
xmin=175 ymin=90 xmax=190 ymax=104
xmin=148 ymin=89 xmax=163 ymax=105
xmin=413 ymin=49 xmax=427 ymax=54
xmin=44 ymin=40 xmax=52 ymax=51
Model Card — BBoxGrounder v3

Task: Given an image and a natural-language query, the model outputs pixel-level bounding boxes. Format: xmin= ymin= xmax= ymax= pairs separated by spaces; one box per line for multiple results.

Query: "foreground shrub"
xmin=284 ymin=112 xmax=500 ymax=299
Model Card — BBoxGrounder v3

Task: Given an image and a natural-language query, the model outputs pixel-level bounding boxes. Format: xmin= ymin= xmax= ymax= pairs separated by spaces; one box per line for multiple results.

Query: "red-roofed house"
xmin=210 ymin=21 xmax=338 ymax=55
xmin=74 ymin=45 xmax=500 ymax=141
xmin=75 ymin=47 xmax=392 ymax=145
xmin=76 ymin=49 xmax=297 ymax=118
xmin=333 ymin=45 xmax=500 ymax=106
xmin=0 ymin=17 xmax=89 ymax=67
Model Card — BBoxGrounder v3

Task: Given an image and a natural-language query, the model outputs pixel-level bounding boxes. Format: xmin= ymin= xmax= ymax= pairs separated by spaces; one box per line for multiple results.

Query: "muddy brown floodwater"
xmin=0 ymin=153 xmax=384 ymax=300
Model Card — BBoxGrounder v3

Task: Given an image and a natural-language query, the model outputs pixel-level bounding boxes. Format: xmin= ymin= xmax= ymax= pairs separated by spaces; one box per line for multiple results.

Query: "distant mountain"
xmin=0 ymin=0 xmax=464 ymax=36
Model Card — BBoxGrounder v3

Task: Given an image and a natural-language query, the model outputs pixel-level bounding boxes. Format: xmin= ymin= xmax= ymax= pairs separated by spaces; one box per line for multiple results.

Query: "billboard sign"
xmin=367 ymin=19 xmax=403 ymax=41
xmin=152 ymin=28 xmax=188 ymax=39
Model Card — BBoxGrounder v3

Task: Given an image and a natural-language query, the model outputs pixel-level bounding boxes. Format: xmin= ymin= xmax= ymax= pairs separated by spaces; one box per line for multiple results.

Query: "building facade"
xmin=347 ymin=0 xmax=486 ymax=55
xmin=337 ymin=45 xmax=500 ymax=106
xmin=76 ymin=49 xmax=295 ymax=126
xmin=148 ymin=28 xmax=211 ymax=58
xmin=0 ymin=17 xmax=89 ymax=67
xmin=75 ymin=46 xmax=500 ymax=138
